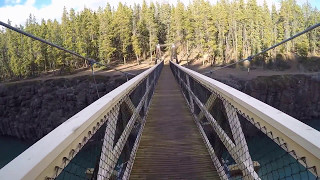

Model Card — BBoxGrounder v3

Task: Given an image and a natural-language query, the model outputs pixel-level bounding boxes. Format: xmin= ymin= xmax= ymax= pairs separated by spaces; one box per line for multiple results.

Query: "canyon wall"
xmin=216 ymin=73 xmax=320 ymax=121
xmin=0 ymin=76 xmax=126 ymax=142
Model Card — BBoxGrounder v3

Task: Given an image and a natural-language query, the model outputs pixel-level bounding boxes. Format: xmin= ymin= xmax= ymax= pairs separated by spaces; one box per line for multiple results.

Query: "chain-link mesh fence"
xmin=44 ymin=62 xmax=163 ymax=180
xmin=170 ymin=61 xmax=319 ymax=180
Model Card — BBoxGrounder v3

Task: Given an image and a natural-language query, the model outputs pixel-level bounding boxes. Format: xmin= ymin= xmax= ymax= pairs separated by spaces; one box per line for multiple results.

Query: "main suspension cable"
xmin=0 ymin=21 xmax=136 ymax=78
xmin=203 ymin=22 xmax=320 ymax=75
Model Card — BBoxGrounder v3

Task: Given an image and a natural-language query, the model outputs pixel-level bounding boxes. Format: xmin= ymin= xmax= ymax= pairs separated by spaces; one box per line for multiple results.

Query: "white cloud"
xmin=0 ymin=0 xmax=109 ymax=26
xmin=0 ymin=0 xmax=185 ymax=26
xmin=0 ymin=0 xmax=318 ymax=27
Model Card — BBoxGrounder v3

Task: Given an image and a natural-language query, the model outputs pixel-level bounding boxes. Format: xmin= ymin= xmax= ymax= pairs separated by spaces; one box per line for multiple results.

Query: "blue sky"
xmin=310 ymin=0 xmax=320 ymax=9
xmin=0 ymin=0 xmax=319 ymax=26
xmin=0 ymin=0 xmax=109 ymax=25
xmin=32 ymin=0 xmax=51 ymax=9
xmin=0 ymin=0 xmax=50 ymax=8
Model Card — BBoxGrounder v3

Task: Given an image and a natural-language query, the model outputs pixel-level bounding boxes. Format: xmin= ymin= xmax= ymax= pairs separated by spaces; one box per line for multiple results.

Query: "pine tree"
xmin=34 ymin=19 xmax=49 ymax=72
xmin=214 ymin=0 xmax=228 ymax=63
xmin=156 ymin=3 xmax=171 ymax=45
xmin=47 ymin=19 xmax=63 ymax=70
xmin=1 ymin=0 xmax=320 ymax=81
xmin=132 ymin=4 xmax=142 ymax=63
xmin=142 ymin=1 xmax=158 ymax=61
xmin=0 ymin=28 xmax=12 ymax=79
xmin=184 ymin=6 xmax=194 ymax=56
xmin=99 ymin=4 xmax=115 ymax=64
xmin=260 ymin=0 xmax=273 ymax=62
xmin=172 ymin=1 xmax=186 ymax=46
xmin=24 ymin=15 xmax=38 ymax=76
xmin=113 ymin=3 xmax=132 ymax=64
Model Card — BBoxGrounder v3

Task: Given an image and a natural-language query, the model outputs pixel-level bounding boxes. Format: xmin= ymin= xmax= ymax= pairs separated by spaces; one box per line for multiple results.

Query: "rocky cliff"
xmin=0 ymin=75 xmax=126 ymax=142
xmin=1 ymin=73 xmax=319 ymax=142
xmin=215 ymin=73 xmax=320 ymax=121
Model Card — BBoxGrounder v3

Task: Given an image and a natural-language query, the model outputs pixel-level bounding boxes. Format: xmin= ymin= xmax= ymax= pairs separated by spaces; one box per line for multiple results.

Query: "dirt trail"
xmin=182 ymin=59 xmax=320 ymax=81
xmin=3 ymin=61 xmax=153 ymax=85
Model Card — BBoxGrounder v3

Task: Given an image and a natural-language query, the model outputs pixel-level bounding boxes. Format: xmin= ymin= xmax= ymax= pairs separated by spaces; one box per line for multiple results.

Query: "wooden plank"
xmin=173 ymin=62 xmax=320 ymax=176
xmin=130 ymin=66 xmax=219 ymax=179
xmin=0 ymin=62 xmax=161 ymax=180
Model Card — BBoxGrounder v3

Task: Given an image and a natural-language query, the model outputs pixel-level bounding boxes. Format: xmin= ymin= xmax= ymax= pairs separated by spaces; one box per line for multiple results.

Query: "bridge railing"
xmin=170 ymin=61 xmax=320 ymax=180
xmin=0 ymin=61 xmax=163 ymax=180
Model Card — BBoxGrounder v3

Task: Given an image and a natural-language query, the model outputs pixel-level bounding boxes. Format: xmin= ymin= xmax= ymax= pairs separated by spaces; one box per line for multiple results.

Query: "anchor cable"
xmin=0 ymin=21 xmax=136 ymax=80
xmin=203 ymin=22 xmax=320 ymax=75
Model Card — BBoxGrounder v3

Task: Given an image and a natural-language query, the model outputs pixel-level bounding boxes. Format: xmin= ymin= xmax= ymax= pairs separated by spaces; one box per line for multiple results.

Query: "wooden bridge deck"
xmin=130 ymin=65 xmax=219 ymax=179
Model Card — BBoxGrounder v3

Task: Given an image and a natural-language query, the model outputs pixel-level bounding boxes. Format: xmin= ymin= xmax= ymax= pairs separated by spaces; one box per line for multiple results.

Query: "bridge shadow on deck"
xmin=130 ymin=65 xmax=219 ymax=179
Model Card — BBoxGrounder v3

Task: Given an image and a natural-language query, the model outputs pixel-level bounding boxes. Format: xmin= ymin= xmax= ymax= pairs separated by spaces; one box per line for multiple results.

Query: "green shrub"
xmin=299 ymin=56 xmax=320 ymax=72
xmin=296 ymin=41 xmax=309 ymax=57
xmin=265 ymin=54 xmax=290 ymax=71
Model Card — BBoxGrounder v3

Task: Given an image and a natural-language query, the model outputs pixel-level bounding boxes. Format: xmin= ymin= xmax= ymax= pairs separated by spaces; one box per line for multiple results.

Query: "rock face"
xmin=215 ymin=73 xmax=320 ymax=121
xmin=1 ymin=73 xmax=319 ymax=142
xmin=0 ymin=75 xmax=127 ymax=142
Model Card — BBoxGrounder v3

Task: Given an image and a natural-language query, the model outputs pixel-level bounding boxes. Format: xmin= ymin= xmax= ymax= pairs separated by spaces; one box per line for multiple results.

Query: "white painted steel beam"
xmin=176 ymin=70 xmax=260 ymax=180
xmin=0 ymin=61 xmax=163 ymax=180
xmin=186 ymin=74 xmax=195 ymax=113
xmin=97 ymin=81 xmax=154 ymax=179
xmin=197 ymin=93 xmax=217 ymax=121
xmin=125 ymin=97 xmax=143 ymax=123
xmin=223 ymin=101 xmax=257 ymax=180
xmin=97 ymin=106 xmax=120 ymax=179
xmin=171 ymin=61 xmax=320 ymax=177
xmin=180 ymin=87 xmax=229 ymax=180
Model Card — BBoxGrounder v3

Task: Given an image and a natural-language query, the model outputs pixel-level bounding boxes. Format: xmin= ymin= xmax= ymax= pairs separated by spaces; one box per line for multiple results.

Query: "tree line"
xmin=0 ymin=0 xmax=320 ymax=80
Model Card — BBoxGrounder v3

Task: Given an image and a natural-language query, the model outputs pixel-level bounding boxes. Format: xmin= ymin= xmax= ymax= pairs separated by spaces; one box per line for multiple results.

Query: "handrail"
xmin=171 ymin=61 xmax=320 ymax=177
xmin=0 ymin=61 xmax=163 ymax=180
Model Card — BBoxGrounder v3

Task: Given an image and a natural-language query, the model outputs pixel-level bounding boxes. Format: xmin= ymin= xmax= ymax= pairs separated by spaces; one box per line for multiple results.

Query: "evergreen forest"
xmin=0 ymin=0 xmax=320 ymax=81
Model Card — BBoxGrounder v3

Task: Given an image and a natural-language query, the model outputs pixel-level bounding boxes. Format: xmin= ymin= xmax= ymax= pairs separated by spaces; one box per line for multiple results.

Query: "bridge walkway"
xmin=130 ymin=65 xmax=219 ymax=179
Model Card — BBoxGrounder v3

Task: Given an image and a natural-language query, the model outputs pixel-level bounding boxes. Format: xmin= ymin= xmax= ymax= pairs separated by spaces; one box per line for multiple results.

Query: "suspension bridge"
xmin=0 ymin=21 xmax=320 ymax=180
